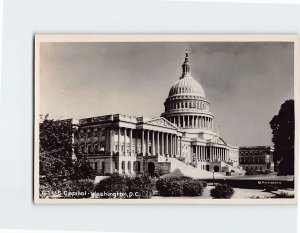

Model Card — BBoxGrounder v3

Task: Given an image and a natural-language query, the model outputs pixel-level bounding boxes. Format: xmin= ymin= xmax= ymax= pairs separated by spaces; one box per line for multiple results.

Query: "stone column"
xmin=183 ymin=116 xmax=185 ymax=128
xmin=146 ymin=130 xmax=149 ymax=155
xmin=157 ymin=132 xmax=160 ymax=155
xmin=166 ymin=133 xmax=169 ymax=155
xmin=170 ymin=134 xmax=173 ymax=156
xmin=199 ymin=146 xmax=201 ymax=160
xmin=174 ymin=135 xmax=177 ymax=156
xmin=187 ymin=116 xmax=190 ymax=128
xmin=178 ymin=116 xmax=181 ymax=128
xmin=118 ymin=128 xmax=121 ymax=155
xmin=172 ymin=135 xmax=175 ymax=156
xmin=141 ymin=130 xmax=144 ymax=155
xmin=152 ymin=131 xmax=155 ymax=155
xmin=135 ymin=130 xmax=138 ymax=155
xmin=220 ymin=148 xmax=222 ymax=161
xmin=200 ymin=146 xmax=203 ymax=161
xmin=175 ymin=136 xmax=178 ymax=156
xmin=124 ymin=128 xmax=127 ymax=156
xmin=179 ymin=137 xmax=182 ymax=157
xmin=129 ymin=128 xmax=132 ymax=156
xmin=109 ymin=128 xmax=113 ymax=156
xmin=162 ymin=132 xmax=165 ymax=155
xmin=192 ymin=116 xmax=194 ymax=128
xmin=222 ymin=148 xmax=224 ymax=161
xmin=196 ymin=145 xmax=198 ymax=161
xmin=215 ymin=147 xmax=217 ymax=161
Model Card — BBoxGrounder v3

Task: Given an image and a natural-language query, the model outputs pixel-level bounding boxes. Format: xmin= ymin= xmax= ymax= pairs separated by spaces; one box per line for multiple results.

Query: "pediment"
xmin=211 ymin=136 xmax=227 ymax=145
xmin=145 ymin=117 xmax=178 ymax=130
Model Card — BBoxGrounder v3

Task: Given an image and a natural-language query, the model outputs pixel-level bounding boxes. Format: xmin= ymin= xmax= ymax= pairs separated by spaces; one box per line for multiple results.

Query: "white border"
xmin=34 ymin=34 xmax=299 ymax=205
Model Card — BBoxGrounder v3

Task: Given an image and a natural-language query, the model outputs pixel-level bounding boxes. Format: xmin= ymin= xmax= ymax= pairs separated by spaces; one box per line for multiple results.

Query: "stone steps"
xmin=168 ymin=157 xmax=224 ymax=179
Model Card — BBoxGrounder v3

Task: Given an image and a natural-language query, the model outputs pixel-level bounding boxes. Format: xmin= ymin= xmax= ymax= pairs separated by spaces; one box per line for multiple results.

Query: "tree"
xmin=270 ymin=100 xmax=294 ymax=175
xmin=39 ymin=115 xmax=94 ymax=188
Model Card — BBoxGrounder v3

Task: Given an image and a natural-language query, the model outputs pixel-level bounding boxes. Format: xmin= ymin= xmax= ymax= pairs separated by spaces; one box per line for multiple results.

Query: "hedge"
xmin=156 ymin=176 xmax=204 ymax=197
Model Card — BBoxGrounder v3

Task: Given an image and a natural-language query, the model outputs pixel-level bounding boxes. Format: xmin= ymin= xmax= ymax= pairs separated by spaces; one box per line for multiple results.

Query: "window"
xmin=128 ymin=161 xmax=131 ymax=173
xmin=122 ymin=161 xmax=125 ymax=172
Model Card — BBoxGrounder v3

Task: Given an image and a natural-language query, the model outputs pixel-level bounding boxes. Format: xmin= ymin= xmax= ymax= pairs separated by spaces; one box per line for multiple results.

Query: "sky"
xmin=39 ymin=42 xmax=294 ymax=146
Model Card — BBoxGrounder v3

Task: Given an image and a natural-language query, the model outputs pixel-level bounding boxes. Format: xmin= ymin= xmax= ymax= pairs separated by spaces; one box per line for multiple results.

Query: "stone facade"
xmin=76 ymin=50 xmax=239 ymax=176
xmin=239 ymin=146 xmax=274 ymax=172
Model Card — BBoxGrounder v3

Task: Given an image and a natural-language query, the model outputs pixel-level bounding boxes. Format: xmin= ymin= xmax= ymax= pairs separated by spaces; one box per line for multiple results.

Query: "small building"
xmin=239 ymin=146 xmax=274 ymax=172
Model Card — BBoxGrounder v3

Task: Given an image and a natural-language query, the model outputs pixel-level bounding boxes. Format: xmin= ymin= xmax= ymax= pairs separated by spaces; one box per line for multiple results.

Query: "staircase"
xmin=167 ymin=157 xmax=224 ymax=179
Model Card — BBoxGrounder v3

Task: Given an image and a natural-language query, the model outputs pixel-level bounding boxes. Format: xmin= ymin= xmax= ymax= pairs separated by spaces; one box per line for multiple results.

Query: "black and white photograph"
xmin=34 ymin=35 xmax=298 ymax=204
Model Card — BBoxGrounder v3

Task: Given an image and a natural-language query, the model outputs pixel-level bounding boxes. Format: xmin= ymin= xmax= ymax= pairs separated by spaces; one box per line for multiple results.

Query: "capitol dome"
xmin=161 ymin=49 xmax=214 ymax=132
xmin=168 ymin=76 xmax=205 ymax=97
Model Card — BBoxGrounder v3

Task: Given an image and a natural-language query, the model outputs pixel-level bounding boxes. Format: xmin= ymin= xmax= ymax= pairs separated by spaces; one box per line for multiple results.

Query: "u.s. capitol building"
xmin=76 ymin=50 xmax=240 ymax=178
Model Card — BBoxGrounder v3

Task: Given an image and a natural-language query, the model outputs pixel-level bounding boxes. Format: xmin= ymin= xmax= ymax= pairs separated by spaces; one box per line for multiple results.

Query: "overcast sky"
xmin=39 ymin=42 xmax=294 ymax=146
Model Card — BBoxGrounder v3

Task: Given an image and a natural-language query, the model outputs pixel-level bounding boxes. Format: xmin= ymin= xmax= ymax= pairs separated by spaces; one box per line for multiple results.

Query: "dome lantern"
xmin=181 ymin=49 xmax=192 ymax=78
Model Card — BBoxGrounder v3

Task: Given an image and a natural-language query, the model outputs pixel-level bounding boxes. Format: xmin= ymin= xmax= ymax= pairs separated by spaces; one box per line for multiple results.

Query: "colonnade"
xmin=117 ymin=127 xmax=182 ymax=157
xmin=194 ymin=145 xmax=229 ymax=162
xmin=166 ymin=100 xmax=208 ymax=111
xmin=168 ymin=115 xmax=213 ymax=130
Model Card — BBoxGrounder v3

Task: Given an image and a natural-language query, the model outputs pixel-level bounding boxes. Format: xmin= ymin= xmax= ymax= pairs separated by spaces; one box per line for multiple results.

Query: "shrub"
xmin=156 ymin=176 xmax=203 ymax=197
xmin=94 ymin=174 xmax=128 ymax=198
xmin=182 ymin=180 xmax=203 ymax=196
xmin=265 ymin=185 xmax=278 ymax=192
xmin=127 ymin=175 xmax=155 ymax=199
xmin=210 ymin=184 xmax=234 ymax=199
xmin=156 ymin=177 xmax=183 ymax=196
xmin=94 ymin=174 xmax=155 ymax=199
